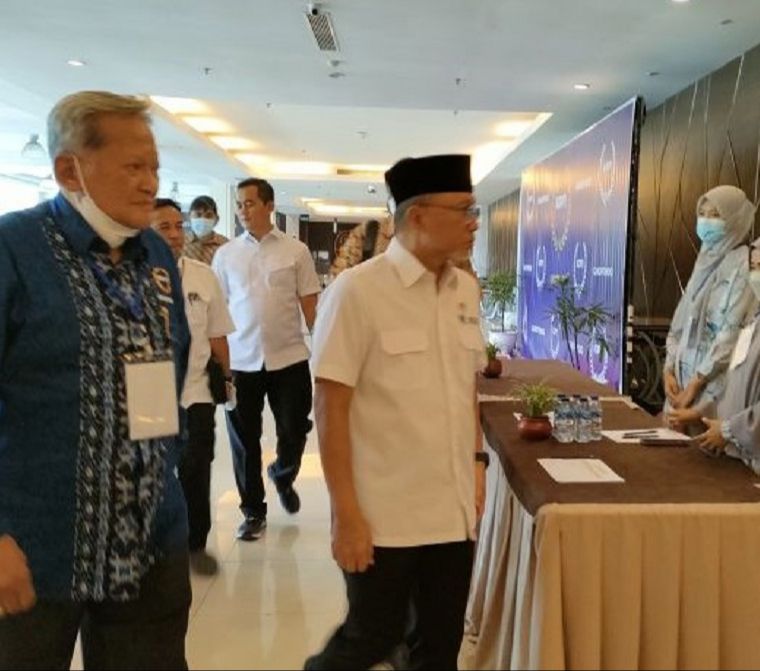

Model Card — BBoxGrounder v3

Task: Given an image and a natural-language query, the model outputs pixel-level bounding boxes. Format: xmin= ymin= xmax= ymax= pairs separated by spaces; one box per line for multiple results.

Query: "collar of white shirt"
xmin=385 ymin=237 xmax=459 ymax=290
xmin=245 ymin=226 xmax=284 ymax=246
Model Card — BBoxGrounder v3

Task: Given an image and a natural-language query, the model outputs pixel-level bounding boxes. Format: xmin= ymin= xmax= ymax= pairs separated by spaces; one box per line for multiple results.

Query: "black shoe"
xmin=189 ymin=549 xmax=220 ymax=576
xmin=268 ymin=462 xmax=301 ymax=514
xmin=236 ymin=515 xmax=267 ymax=541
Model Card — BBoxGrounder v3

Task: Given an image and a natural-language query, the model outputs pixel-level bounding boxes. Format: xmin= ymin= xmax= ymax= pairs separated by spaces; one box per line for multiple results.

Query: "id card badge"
xmin=124 ymin=354 xmax=179 ymax=440
xmin=729 ymin=321 xmax=756 ymax=372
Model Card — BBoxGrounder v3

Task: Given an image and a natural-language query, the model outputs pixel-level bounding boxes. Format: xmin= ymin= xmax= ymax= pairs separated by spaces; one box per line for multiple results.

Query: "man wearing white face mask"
xmin=669 ymin=243 xmax=760 ymax=472
xmin=182 ymin=195 xmax=228 ymax=265
xmin=663 ymin=185 xmax=758 ymax=429
xmin=0 ymin=91 xmax=191 ymax=669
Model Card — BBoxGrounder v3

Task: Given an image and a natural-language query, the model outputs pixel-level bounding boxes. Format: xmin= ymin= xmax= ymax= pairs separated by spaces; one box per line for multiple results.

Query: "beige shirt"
xmin=213 ymin=227 xmax=321 ymax=372
xmin=312 ymin=238 xmax=486 ymax=547
xmin=182 ymin=231 xmax=228 ymax=266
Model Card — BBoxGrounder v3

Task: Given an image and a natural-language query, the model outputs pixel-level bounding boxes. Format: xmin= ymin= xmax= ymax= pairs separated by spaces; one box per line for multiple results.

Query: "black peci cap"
xmin=384 ymin=154 xmax=472 ymax=208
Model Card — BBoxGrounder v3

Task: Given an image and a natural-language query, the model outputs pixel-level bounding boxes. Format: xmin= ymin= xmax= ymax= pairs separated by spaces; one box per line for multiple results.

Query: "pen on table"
xmin=621 ymin=430 xmax=659 ymax=438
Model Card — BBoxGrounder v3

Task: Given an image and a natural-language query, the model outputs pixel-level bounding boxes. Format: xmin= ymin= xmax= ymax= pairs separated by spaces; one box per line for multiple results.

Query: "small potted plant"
xmin=482 ymin=343 xmax=502 ymax=378
xmin=516 ymin=383 xmax=556 ymax=441
xmin=484 ymin=271 xmax=518 ymax=355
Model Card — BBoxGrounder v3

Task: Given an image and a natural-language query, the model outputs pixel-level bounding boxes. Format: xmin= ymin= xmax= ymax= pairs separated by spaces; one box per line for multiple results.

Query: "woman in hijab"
xmin=668 ymin=242 xmax=760 ymax=473
xmin=664 ymin=185 xmax=758 ymax=426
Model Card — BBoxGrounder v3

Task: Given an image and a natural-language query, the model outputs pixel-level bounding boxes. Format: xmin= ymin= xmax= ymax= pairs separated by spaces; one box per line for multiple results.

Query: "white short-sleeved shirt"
xmin=178 ymin=257 xmax=236 ymax=408
xmin=212 ymin=227 xmax=321 ymax=372
xmin=311 ymin=238 xmax=486 ymax=547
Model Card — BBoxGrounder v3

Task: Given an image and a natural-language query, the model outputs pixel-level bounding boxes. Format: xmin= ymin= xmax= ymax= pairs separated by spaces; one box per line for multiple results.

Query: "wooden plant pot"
xmin=482 ymin=358 xmax=503 ymax=378
xmin=517 ymin=416 xmax=553 ymax=441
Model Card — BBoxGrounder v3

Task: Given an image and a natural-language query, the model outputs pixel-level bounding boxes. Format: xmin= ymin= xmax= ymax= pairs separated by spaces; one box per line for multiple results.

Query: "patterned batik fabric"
xmin=44 ymin=219 xmax=174 ymax=602
xmin=182 ymin=232 xmax=228 ymax=266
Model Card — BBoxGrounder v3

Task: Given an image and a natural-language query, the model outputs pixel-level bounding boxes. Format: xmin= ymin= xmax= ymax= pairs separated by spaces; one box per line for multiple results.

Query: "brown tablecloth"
xmin=465 ymin=360 xmax=760 ymax=670
xmin=481 ymin=401 xmax=760 ymax=515
xmin=478 ymin=358 xmax=616 ymax=397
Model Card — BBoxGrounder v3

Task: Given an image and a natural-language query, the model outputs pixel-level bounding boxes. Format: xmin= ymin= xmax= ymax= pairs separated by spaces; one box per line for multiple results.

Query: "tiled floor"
xmin=73 ymin=405 xmax=346 ymax=670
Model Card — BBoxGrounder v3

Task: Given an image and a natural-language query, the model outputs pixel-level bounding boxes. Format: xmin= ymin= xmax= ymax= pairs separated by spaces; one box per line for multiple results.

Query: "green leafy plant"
xmin=485 ymin=343 xmax=500 ymax=360
xmin=547 ymin=275 xmax=614 ymax=371
xmin=517 ymin=382 xmax=557 ymax=418
xmin=485 ymin=271 xmax=518 ymax=332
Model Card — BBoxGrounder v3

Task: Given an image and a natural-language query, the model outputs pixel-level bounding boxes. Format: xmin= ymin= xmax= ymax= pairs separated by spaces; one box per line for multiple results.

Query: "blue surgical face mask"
xmin=190 ymin=217 xmax=216 ymax=238
xmin=696 ymin=217 xmax=726 ymax=246
xmin=749 ymin=270 xmax=760 ymax=301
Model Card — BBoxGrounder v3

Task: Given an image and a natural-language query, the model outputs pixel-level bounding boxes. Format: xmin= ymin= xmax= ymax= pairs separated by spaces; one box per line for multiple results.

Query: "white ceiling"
xmin=1 ymin=0 xmax=759 ymax=214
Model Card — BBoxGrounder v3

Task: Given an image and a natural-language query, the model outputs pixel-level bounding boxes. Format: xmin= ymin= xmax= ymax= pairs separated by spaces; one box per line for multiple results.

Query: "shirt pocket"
xmin=458 ymin=326 xmax=486 ymax=376
xmin=266 ymin=261 xmax=296 ymax=293
xmin=186 ymin=295 xmax=209 ymax=332
xmin=379 ymin=329 xmax=429 ymax=389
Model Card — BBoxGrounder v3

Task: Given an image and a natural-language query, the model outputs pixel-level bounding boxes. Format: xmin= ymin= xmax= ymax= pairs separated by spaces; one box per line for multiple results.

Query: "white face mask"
xmin=67 ymin=157 xmax=140 ymax=249
xmin=749 ymin=270 xmax=760 ymax=301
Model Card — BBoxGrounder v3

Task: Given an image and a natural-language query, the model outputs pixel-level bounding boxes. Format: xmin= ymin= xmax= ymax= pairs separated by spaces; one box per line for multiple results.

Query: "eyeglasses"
xmin=417 ymin=203 xmax=481 ymax=219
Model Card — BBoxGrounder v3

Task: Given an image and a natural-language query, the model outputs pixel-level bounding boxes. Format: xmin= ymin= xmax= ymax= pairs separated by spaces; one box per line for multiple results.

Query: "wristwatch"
xmin=475 ymin=451 xmax=490 ymax=468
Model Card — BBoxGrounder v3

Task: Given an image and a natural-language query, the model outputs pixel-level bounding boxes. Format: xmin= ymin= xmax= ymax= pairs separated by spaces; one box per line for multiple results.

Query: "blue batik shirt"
xmin=0 ymin=194 xmax=190 ymax=601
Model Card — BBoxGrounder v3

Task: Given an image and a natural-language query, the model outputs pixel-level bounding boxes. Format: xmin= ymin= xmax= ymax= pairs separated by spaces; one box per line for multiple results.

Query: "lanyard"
xmin=88 ymin=259 xmax=146 ymax=323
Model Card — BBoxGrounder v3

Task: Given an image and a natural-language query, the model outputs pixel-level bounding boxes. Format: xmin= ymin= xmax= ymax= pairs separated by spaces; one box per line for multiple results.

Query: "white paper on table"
xmin=478 ymin=394 xmax=518 ymax=402
xmin=601 ymin=428 xmax=691 ymax=444
xmin=538 ymin=458 xmax=624 ymax=483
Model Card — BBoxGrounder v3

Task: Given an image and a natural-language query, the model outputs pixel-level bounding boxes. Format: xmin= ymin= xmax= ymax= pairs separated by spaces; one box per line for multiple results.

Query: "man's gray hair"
xmin=47 ymin=91 xmax=151 ymax=159
xmin=393 ymin=195 xmax=425 ymax=229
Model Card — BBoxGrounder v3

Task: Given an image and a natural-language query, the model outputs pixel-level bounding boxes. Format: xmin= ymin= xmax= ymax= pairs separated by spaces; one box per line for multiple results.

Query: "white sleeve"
xmin=211 ymin=250 xmax=229 ymax=301
xmin=206 ymin=271 xmax=236 ymax=338
xmin=296 ymin=244 xmax=321 ymax=297
xmin=311 ymin=274 xmax=369 ymax=387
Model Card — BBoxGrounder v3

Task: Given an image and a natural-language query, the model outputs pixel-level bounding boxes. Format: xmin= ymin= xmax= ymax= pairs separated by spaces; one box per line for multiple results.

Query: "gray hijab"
xmin=671 ymin=185 xmax=756 ymax=347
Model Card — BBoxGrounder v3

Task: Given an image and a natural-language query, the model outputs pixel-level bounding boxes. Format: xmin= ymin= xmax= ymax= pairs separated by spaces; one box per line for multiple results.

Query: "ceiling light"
xmin=21 ymin=133 xmax=47 ymax=161
xmin=67 ymin=59 xmax=86 ymax=67
xmin=573 ymin=83 xmax=591 ymax=91
xmin=494 ymin=120 xmax=533 ymax=139
xmin=209 ymin=135 xmax=258 ymax=151
xmin=235 ymin=153 xmax=272 ymax=168
xmin=273 ymin=161 xmax=334 ymax=176
xmin=308 ymin=203 xmax=388 ymax=217
xmin=182 ymin=116 xmax=234 ymax=134
xmin=672 ymin=0 xmax=690 ymax=3
xmin=150 ymin=96 xmax=211 ymax=115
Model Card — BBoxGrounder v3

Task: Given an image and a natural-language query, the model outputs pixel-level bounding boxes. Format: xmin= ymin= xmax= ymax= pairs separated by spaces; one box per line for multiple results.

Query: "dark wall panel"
xmin=635 ymin=43 xmax=760 ymax=319
xmin=487 ymin=189 xmax=520 ymax=274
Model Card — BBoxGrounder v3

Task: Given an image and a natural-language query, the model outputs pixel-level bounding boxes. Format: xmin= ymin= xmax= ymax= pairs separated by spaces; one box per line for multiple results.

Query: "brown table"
xmin=465 ymin=360 xmax=760 ymax=670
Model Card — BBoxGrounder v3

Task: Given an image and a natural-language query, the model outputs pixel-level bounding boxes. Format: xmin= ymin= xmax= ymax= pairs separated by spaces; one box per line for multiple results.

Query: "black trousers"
xmin=306 ymin=541 xmax=475 ymax=671
xmin=226 ymin=360 xmax=313 ymax=518
xmin=178 ymin=403 xmax=216 ymax=551
xmin=0 ymin=552 xmax=191 ymax=671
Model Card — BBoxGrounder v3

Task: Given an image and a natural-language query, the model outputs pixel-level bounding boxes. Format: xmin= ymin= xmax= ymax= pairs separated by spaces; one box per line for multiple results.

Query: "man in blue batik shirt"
xmin=0 ymin=91 xmax=191 ymax=670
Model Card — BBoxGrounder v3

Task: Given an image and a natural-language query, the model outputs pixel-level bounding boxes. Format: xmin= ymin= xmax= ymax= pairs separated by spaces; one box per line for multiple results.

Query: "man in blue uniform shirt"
xmin=0 ymin=91 xmax=191 ymax=670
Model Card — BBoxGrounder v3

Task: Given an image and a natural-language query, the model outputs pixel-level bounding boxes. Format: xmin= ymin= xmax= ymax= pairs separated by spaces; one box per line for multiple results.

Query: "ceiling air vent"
xmin=305 ymin=11 xmax=339 ymax=52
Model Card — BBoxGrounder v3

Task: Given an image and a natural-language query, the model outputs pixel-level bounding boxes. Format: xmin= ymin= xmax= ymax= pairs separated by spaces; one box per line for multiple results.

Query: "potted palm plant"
xmin=516 ymin=382 xmax=556 ymax=441
xmin=485 ymin=271 xmax=518 ymax=354
xmin=547 ymin=274 xmax=614 ymax=372
xmin=482 ymin=343 xmax=502 ymax=378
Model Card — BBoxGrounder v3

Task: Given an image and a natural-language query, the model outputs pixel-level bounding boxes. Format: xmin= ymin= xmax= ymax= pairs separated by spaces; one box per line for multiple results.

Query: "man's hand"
xmin=663 ymin=370 xmax=681 ymax=404
xmin=475 ymin=463 xmax=486 ymax=521
xmin=696 ymin=418 xmax=728 ymax=456
xmin=331 ymin=511 xmax=374 ymax=574
xmin=667 ymin=407 xmax=701 ymax=431
xmin=0 ymin=535 xmax=36 ymax=617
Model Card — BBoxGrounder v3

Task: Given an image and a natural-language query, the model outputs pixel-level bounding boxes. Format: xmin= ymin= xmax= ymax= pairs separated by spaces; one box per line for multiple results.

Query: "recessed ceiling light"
xmin=67 ymin=59 xmax=86 ymax=67
xmin=721 ymin=18 xmax=734 ymax=25
xmin=328 ymin=71 xmax=346 ymax=79
xmin=648 ymin=71 xmax=661 ymax=77
xmin=672 ymin=0 xmax=690 ymax=3
xmin=573 ymin=83 xmax=591 ymax=91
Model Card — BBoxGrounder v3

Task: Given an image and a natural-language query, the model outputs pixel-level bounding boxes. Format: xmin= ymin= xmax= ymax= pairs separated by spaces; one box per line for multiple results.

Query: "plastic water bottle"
xmin=576 ymin=397 xmax=592 ymax=443
xmin=588 ymin=395 xmax=603 ymax=441
xmin=553 ymin=396 xmax=575 ymax=444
